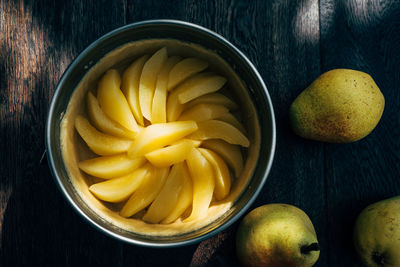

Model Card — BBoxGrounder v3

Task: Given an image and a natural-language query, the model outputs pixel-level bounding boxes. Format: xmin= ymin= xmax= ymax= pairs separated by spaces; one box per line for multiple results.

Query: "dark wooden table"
xmin=1 ymin=0 xmax=399 ymax=266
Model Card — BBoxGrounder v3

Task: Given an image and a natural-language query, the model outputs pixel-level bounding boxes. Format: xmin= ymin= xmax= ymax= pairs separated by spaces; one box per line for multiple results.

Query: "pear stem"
xmin=300 ymin=243 xmax=320 ymax=254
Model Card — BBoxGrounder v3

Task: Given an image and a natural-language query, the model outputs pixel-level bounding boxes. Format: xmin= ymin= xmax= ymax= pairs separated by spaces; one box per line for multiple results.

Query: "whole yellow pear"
xmin=236 ymin=204 xmax=320 ymax=267
xmin=353 ymin=196 xmax=400 ymax=267
xmin=290 ymin=69 xmax=384 ymax=143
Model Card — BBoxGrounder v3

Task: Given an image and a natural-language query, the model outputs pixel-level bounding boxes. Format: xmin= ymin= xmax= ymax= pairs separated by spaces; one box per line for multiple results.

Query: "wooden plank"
xmin=0 ymin=0 xmax=126 ymax=266
xmin=122 ymin=0 xmax=326 ymax=266
xmin=320 ymin=0 xmax=400 ymax=266
xmin=121 ymin=1 xmax=199 ymax=266
xmin=188 ymin=0 xmax=327 ymax=266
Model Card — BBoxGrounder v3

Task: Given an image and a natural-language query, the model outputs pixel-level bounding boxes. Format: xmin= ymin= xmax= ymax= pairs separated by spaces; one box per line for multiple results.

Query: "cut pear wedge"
xmin=127 ymin=121 xmax=198 ymax=158
xmin=78 ymin=155 xmax=145 ymax=179
xmin=151 ymin=56 xmax=182 ymax=124
xmin=87 ymin=92 xmax=136 ymax=139
xmin=75 ymin=116 xmax=132 ymax=155
xmin=189 ymin=120 xmax=250 ymax=147
xmin=184 ymin=93 xmax=238 ymax=111
xmin=167 ymin=57 xmax=208 ymax=90
xmin=139 ymin=47 xmax=168 ymax=122
xmin=201 ymin=139 xmax=243 ymax=178
xmin=142 ymin=163 xmax=185 ymax=223
xmin=178 ymin=103 xmax=229 ymax=122
xmin=122 ymin=55 xmax=149 ymax=126
xmin=120 ymin=166 xmax=169 ymax=218
xmin=198 ymin=148 xmax=231 ymax=201
xmin=167 ymin=73 xmax=218 ymax=121
xmin=216 ymin=112 xmax=247 ymax=134
xmin=177 ymin=74 xmax=227 ymax=104
xmin=88 ymin=166 xmax=149 ymax=203
xmin=184 ymin=148 xmax=215 ymax=222
xmin=166 ymin=86 xmax=185 ymax=122
xmin=97 ymin=69 xmax=139 ymax=133
xmin=171 ymin=139 xmax=202 ymax=147
xmin=161 ymin=163 xmax=192 ymax=224
xmin=145 ymin=139 xmax=197 ymax=168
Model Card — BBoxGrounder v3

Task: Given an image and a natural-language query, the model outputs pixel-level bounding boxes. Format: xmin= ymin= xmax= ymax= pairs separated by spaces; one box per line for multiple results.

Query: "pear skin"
xmin=290 ymin=69 xmax=384 ymax=143
xmin=236 ymin=204 xmax=320 ymax=267
xmin=353 ymin=196 xmax=400 ymax=267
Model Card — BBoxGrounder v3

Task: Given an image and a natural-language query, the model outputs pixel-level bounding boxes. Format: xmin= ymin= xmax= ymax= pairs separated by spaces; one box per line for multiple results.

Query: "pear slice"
xmin=167 ymin=73 xmax=214 ymax=121
xmin=201 ymin=139 xmax=243 ymax=178
xmin=97 ymin=69 xmax=139 ymax=133
xmin=87 ymin=92 xmax=136 ymax=139
xmin=167 ymin=57 xmax=208 ymax=90
xmin=144 ymin=139 xmax=196 ymax=167
xmin=75 ymin=116 xmax=132 ymax=155
xmin=171 ymin=139 xmax=202 ymax=147
xmin=184 ymin=148 xmax=215 ymax=222
xmin=184 ymin=93 xmax=238 ymax=111
xmin=142 ymin=163 xmax=185 ymax=223
xmin=178 ymin=103 xmax=229 ymax=122
xmin=139 ymin=47 xmax=168 ymax=121
xmin=189 ymin=120 xmax=250 ymax=147
xmin=127 ymin=121 xmax=198 ymax=158
xmin=177 ymin=74 xmax=227 ymax=104
xmin=166 ymin=86 xmax=185 ymax=122
xmin=78 ymin=155 xmax=145 ymax=179
xmin=122 ymin=55 xmax=149 ymax=126
xmin=161 ymin=162 xmax=192 ymax=224
xmin=198 ymin=148 xmax=231 ymax=201
xmin=151 ymin=56 xmax=182 ymax=123
xmin=120 ymin=166 xmax=169 ymax=218
xmin=88 ymin=166 xmax=149 ymax=203
xmin=216 ymin=112 xmax=247 ymax=134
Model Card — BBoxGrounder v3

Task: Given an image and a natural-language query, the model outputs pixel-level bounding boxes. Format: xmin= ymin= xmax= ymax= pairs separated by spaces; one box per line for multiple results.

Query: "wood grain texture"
xmin=320 ymin=0 xmax=400 ymax=266
xmin=189 ymin=0 xmax=327 ymax=266
xmin=0 ymin=0 xmax=126 ymax=266
xmin=122 ymin=1 xmax=198 ymax=266
xmin=1 ymin=0 xmax=400 ymax=266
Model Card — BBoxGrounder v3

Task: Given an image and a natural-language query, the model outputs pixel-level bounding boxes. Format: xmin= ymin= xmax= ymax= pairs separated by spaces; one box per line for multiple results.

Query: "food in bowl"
xmin=60 ymin=39 xmax=260 ymax=236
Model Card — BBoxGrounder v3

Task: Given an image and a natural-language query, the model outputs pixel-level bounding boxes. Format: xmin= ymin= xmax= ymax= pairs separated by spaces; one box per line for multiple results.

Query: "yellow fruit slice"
xmin=184 ymin=93 xmax=238 ymax=111
xmin=184 ymin=148 xmax=215 ymax=222
xmin=127 ymin=121 xmax=198 ymax=158
xmin=167 ymin=73 xmax=214 ymax=121
xmin=171 ymin=139 xmax=202 ymax=147
xmin=198 ymin=148 xmax=231 ymax=201
xmin=151 ymin=56 xmax=182 ymax=123
xmin=75 ymin=116 xmax=132 ymax=155
xmin=142 ymin=163 xmax=185 ymax=223
xmin=97 ymin=69 xmax=139 ymax=133
xmin=178 ymin=103 xmax=229 ymax=122
xmin=189 ymin=120 xmax=250 ymax=147
xmin=78 ymin=155 xmax=145 ymax=179
xmin=166 ymin=87 xmax=185 ymax=122
xmin=89 ymin=166 xmax=149 ymax=203
xmin=144 ymin=139 xmax=196 ymax=167
xmin=216 ymin=112 xmax=246 ymax=134
xmin=201 ymin=139 xmax=243 ymax=178
xmin=120 ymin=166 xmax=169 ymax=217
xmin=161 ymin=162 xmax=192 ymax=224
xmin=167 ymin=57 xmax=208 ymax=90
xmin=177 ymin=74 xmax=227 ymax=104
xmin=87 ymin=92 xmax=136 ymax=139
xmin=122 ymin=55 xmax=149 ymax=126
xmin=139 ymin=47 xmax=168 ymax=121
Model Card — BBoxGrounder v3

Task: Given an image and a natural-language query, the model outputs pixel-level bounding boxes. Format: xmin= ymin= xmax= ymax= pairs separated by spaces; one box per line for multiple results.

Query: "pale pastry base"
xmin=60 ymin=39 xmax=260 ymax=237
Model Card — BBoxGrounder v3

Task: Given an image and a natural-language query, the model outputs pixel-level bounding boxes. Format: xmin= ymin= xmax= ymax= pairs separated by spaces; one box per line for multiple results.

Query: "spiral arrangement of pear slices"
xmin=75 ymin=47 xmax=250 ymax=224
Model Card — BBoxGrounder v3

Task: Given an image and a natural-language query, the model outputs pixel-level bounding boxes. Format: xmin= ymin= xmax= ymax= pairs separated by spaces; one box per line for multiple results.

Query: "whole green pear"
xmin=353 ymin=196 xmax=400 ymax=267
xmin=236 ymin=204 xmax=320 ymax=267
xmin=290 ymin=69 xmax=384 ymax=143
